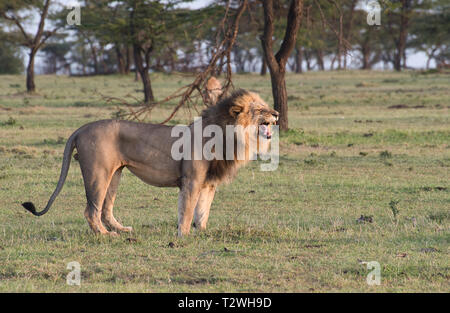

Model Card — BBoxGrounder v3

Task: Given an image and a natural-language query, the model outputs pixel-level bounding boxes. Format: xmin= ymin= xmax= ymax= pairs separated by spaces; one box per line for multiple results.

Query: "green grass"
xmin=0 ymin=71 xmax=449 ymax=292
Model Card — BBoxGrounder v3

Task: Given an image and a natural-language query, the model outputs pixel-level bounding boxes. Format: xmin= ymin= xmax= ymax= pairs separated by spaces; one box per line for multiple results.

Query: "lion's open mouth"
xmin=259 ymin=123 xmax=272 ymax=139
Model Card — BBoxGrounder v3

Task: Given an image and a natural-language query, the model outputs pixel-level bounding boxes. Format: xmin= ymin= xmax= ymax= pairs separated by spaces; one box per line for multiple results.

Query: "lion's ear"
xmin=229 ymin=105 xmax=242 ymax=118
xmin=205 ymin=77 xmax=223 ymax=105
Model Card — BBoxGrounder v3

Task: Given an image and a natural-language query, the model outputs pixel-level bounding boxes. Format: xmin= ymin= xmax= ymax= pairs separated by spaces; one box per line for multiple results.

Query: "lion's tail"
xmin=22 ymin=129 xmax=79 ymax=216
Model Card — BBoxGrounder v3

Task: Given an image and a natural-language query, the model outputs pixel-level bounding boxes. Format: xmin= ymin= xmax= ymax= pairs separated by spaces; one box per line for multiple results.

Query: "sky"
xmin=17 ymin=0 xmax=431 ymax=74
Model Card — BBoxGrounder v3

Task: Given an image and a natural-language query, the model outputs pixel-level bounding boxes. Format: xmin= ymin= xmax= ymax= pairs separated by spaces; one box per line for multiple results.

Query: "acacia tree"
xmin=410 ymin=0 xmax=449 ymax=69
xmin=389 ymin=0 xmax=412 ymax=70
xmin=128 ymin=0 xmax=184 ymax=103
xmin=382 ymin=0 xmax=429 ymax=71
xmin=353 ymin=7 xmax=382 ymax=69
xmin=41 ymin=41 xmax=71 ymax=74
xmin=0 ymin=0 xmax=60 ymax=92
xmin=261 ymin=0 xmax=303 ymax=131
xmin=67 ymin=1 xmax=127 ymax=75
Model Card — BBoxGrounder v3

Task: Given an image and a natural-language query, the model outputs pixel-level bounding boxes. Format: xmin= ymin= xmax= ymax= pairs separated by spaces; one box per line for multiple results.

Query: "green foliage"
xmin=0 ymin=40 xmax=23 ymax=74
xmin=410 ymin=0 xmax=450 ymax=67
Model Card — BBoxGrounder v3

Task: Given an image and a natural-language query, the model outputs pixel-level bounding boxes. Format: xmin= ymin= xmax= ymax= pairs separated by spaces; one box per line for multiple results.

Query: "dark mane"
xmin=201 ymin=89 xmax=252 ymax=184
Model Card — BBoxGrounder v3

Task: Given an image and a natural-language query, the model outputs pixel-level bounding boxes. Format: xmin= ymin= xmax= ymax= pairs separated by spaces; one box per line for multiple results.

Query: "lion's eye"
xmin=261 ymin=122 xmax=269 ymax=126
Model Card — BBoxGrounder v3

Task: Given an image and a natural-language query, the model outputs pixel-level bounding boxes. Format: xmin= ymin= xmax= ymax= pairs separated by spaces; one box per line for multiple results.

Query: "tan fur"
xmin=205 ymin=77 xmax=222 ymax=105
xmin=23 ymin=82 xmax=279 ymax=237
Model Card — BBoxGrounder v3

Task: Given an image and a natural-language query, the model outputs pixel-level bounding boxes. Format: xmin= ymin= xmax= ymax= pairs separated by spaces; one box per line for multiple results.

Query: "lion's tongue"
xmin=260 ymin=125 xmax=271 ymax=137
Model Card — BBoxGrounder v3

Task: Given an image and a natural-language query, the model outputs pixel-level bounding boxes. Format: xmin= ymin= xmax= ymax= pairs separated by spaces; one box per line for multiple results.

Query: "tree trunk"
xmin=133 ymin=44 xmax=154 ymax=103
xmin=394 ymin=0 xmax=410 ymax=71
xmin=361 ymin=43 xmax=371 ymax=70
xmin=3 ymin=0 xmax=57 ymax=93
xmin=141 ymin=70 xmax=154 ymax=103
xmin=425 ymin=48 xmax=436 ymax=70
xmin=261 ymin=0 xmax=303 ymax=131
xmin=402 ymin=49 xmax=407 ymax=69
xmin=26 ymin=49 xmax=37 ymax=93
xmin=125 ymin=46 xmax=131 ymax=74
xmin=426 ymin=56 xmax=431 ymax=69
xmin=295 ymin=46 xmax=302 ymax=73
xmin=91 ymin=45 xmax=99 ymax=75
xmin=304 ymin=50 xmax=312 ymax=70
xmin=154 ymin=57 xmax=164 ymax=72
xmin=115 ymin=45 xmax=126 ymax=75
xmin=169 ymin=48 xmax=176 ymax=72
xmin=393 ymin=52 xmax=401 ymax=71
xmin=270 ymin=70 xmax=288 ymax=130
xmin=260 ymin=57 xmax=267 ymax=75
xmin=330 ymin=55 xmax=336 ymax=70
xmin=316 ymin=49 xmax=324 ymax=71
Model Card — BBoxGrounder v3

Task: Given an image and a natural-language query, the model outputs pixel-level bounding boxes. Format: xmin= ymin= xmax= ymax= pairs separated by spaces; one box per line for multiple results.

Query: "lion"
xmin=22 ymin=82 xmax=279 ymax=237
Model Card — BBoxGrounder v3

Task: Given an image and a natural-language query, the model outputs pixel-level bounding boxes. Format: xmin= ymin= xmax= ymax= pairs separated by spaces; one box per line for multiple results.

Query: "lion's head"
xmin=202 ymin=88 xmax=278 ymax=136
xmin=201 ymin=84 xmax=279 ymax=184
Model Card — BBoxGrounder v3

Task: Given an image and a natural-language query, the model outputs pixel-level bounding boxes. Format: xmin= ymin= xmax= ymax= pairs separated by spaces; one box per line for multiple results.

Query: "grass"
xmin=0 ymin=70 xmax=448 ymax=292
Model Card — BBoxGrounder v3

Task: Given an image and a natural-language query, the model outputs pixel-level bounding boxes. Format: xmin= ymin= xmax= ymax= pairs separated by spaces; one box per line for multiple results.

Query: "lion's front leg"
xmin=177 ymin=178 xmax=203 ymax=237
xmin=194 ymin=184 xmax=216 ymax=231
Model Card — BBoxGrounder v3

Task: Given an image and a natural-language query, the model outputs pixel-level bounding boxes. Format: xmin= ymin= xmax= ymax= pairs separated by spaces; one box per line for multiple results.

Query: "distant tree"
xmin=236 ymin=1 xmax=267 ymax=75
xmin=68 ymin=36 xmax=95 ymax=75
xmin=382 ymin=0 xmax=429 ymax=71
xmin=41 ymin=41 xmax=71 ymax=74
xmin=128 ymin=0 xmax=164 ymax=103
xmin=99 ymin=0 xmax=185 ymax=103
xmin=302 ymin=1 xmax=329 ymax=71
xmin=73 ymin=1 xmax=132 ymax=75
xmin=353 ymin=8 xmax=382 ymax=69
xmin=410 ymin=0 xmax=449 ymax=69
xmin=0 ymin=0 xmax=61 ymax=92
xmin=261 ymin=0 xmax=303 ymax=131
xmin=0 ymin=37 xmax=23 ymax=74
xmin=64 ymin=0 xmax=109 ymax=75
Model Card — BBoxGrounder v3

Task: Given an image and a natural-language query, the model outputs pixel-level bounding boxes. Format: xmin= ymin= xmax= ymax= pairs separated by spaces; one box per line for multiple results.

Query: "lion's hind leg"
xmin=80 ymin=162 xmax=118 ymax=236
xmin=101 ymin=168 xmax=133 ymax=233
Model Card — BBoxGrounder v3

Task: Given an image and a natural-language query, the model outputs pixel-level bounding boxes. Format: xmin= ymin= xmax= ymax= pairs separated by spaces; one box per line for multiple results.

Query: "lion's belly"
xmin=116 ymin=121 xmax=182 ymax=187
xmin=126 ymin=163 xmax=180 ymax=187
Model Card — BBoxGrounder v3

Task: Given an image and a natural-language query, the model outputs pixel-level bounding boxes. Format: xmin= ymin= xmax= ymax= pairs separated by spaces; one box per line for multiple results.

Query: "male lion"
xmin=22 ymin=84 xmax=279 ymax=236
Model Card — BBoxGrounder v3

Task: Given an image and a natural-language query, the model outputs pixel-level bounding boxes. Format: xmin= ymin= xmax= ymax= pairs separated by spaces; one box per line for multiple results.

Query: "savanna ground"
xmin=0 ymin=70 xmax=448 ymax=292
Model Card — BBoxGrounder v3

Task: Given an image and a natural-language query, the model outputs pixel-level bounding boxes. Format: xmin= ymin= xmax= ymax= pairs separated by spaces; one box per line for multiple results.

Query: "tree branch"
xmin=275 ymin=0 xmax=303 ymax=67
xmin=1 ymin=12 xmax=32 ymax=45
xmin=34 ymin=0 xmax=51 ymax=46
xmin=37 ymin=26 xmax=61 ymax=50
xmin=118 ymin=0 xmax=248 ymax=123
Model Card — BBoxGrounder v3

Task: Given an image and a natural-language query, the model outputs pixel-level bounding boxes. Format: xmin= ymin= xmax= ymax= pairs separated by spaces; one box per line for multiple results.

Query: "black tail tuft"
xmin=22 ymin=202 xmax=38 ymax=215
